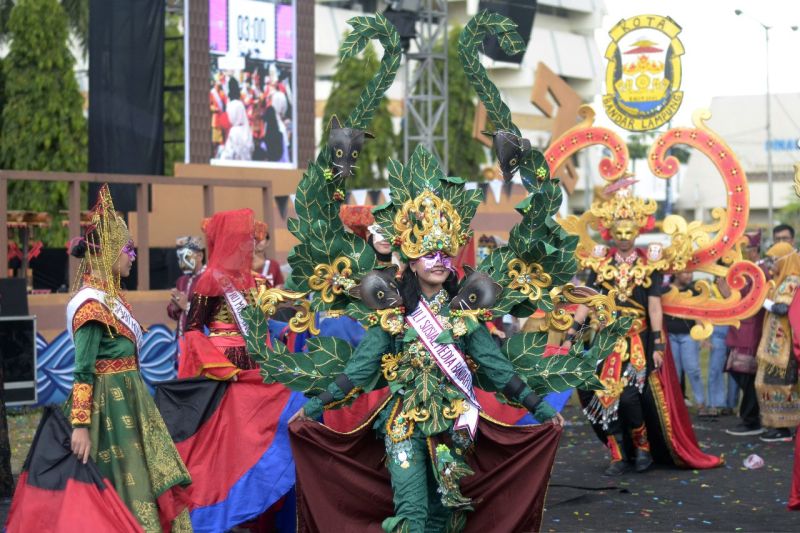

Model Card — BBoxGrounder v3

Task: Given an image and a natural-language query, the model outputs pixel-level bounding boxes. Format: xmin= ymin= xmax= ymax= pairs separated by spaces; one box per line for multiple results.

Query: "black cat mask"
xmin=349 ymin=266 xmax=402 ymax=310
xmin=483 ymin=130 xmax=532 ymax=181
xmin=327 ymin=115 xmax=375 ymax=179
xmin=450 ymin=265 xmax=502 ymax=311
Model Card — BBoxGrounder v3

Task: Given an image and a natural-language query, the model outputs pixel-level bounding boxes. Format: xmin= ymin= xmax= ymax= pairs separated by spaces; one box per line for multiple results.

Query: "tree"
xmin=446 ymin=25 xmax=485 ymax=180
xmin=321 ymin=40 xmax=399 ymax=189
xmin=0 ymin=0 xmax=88 ymax=246
xmin=0 ymin=0 xmax=88 ymax=53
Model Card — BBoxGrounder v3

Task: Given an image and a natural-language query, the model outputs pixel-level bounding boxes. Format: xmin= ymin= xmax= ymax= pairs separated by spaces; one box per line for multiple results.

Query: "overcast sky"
xmin=592 ymin=0 xmax=800 ymax=128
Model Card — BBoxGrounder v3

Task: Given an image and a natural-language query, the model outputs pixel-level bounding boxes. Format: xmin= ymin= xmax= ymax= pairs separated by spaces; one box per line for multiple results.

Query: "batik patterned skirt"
xmin=65 ymin=356 xmax=192 ymax=532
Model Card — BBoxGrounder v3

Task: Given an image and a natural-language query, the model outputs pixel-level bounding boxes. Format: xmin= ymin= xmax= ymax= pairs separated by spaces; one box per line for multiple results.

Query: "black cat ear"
xmin=329 ymin=115 xmax=342 ymax=131
xmin=363 ymin=130 xmax=375 ymax=139
xmin=383 ymin=265 xmax=399 ymax=278
xmin=462 ymin=264 xmax=475 ymax=276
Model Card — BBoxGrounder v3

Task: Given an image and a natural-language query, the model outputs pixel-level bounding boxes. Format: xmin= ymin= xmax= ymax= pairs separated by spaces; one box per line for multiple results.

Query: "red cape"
xmin=646 ymin=340 xmax=724 ymax=469
xmin=293 ymin=393 xmax=562 ymax=532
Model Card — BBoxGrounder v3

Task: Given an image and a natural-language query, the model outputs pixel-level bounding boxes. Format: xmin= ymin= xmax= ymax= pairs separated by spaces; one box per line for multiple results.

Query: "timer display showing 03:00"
xmin=237 ymin=15 xmax=268 ymax=44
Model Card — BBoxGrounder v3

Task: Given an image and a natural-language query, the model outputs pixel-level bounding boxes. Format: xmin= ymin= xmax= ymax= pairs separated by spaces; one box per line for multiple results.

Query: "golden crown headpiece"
xmin=393 ymin=190 xmax=464 ymax=260
xmin=72 ymin=184 xmax=132 ymax=299
xmin=591 ymin=179 xmax=657 ymax=232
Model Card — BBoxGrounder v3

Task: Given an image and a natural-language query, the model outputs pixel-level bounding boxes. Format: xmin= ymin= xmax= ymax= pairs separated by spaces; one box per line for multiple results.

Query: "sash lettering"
xmin=406 ymin=300 xmax=481 ymax=438
xmin=214 ymin=271 xmax=250 ymax=336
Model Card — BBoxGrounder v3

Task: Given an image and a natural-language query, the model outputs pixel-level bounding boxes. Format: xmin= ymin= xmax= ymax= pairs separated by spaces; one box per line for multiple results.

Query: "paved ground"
xmin=4 ymin=405 xmax=800 ymax=531
xmin=544 ymin=404 xmax=800 ymax=532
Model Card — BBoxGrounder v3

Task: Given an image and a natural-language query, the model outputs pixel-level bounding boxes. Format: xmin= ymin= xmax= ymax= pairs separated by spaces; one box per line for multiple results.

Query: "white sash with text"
xmin=406 ymin=300 xmax=481 ymax=438
xmin=214 ymin=271 xmax=250 ymax=337
xmin=66 ymin=288 xmax=144 ymax=352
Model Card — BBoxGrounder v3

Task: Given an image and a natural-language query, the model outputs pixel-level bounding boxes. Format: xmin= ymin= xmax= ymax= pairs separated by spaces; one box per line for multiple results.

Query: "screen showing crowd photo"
xmin=209 ymin=0 xmax=295 ymax=167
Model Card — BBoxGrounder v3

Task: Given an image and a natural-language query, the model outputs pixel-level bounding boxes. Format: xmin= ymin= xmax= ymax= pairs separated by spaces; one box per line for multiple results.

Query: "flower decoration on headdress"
xmin=373 ymin=146 xmax=480 ymax=261
xmin=591 ymin=178 xmax=657 ymax=241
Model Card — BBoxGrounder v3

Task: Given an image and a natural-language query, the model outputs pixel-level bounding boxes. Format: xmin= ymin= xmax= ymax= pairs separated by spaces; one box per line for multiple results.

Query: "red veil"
xmin=194 ymin=208 xmax=256 ymax=296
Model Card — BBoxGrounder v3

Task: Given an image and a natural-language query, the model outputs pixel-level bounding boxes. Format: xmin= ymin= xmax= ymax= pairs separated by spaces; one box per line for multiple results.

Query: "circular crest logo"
xmin=602 ymin=15 xmax=684 ymax=131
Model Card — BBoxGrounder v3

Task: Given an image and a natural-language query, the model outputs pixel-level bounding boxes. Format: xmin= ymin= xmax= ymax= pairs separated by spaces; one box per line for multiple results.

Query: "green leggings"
xmin=382 ymin=433 xmax=452 ymax=533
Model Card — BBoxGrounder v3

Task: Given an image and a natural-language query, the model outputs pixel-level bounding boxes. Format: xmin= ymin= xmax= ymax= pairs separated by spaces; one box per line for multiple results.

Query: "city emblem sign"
xmin=602 ymin=15 xmax=685 ymax=131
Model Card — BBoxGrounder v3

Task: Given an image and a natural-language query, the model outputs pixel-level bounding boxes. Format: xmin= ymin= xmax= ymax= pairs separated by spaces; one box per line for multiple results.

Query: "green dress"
xmin=66 ymin=313 xmax=192 ymax=532
xmin=303 ymin=290 xmax=556 ymax=533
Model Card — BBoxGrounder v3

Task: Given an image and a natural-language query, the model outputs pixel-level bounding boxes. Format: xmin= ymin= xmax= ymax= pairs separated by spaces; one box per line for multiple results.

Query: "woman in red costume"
xmin=178 ymin=208 xmax=261 ymax=378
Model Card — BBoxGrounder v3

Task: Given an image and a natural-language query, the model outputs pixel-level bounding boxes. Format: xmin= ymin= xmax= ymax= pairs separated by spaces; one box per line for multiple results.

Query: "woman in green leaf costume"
xmin=289 ymin=153 xmax=562 ymax=532
xmin=242 ymin=11 xmax=629 ymax=533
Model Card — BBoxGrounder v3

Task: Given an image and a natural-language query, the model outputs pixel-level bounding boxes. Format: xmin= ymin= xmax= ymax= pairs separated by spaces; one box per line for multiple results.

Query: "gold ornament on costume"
xmin=309 ymin=256 xmax=356 ymax=304
xmin=252 ymin=285 xmax=319 ymax=335
xmin=72 ymin=184 xmax=133 ymax=305
xmin=507 ymin=259 xmax=553 ymax=303
xmin=548 ymin=285 xmax=619 ymax=331
xmin=394 ymin=190 xmax=464 ymax=260
xmin=591 ymin=181 xmax=657 ymax=237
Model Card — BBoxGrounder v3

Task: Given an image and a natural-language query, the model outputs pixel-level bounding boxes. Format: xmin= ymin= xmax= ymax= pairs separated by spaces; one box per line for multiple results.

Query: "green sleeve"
xmin=73 ymin=322 xmax=103 ymax=385
xmin=305 ymin=326 xmax=392 ymax=420
xmin=466 ymin=325 xmax=555 ymax=421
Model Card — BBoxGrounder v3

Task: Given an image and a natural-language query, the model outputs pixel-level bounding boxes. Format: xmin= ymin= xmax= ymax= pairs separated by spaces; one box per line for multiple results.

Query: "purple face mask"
xmin=418 ymin=251 xmax=454 ymax=273
xmin=122 ymin=240 xmax=136 ymax=262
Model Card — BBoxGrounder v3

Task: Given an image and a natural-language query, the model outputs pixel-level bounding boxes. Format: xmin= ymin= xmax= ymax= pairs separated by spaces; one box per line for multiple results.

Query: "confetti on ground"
xmin=542 ymin=403 xmax=795 ymax=532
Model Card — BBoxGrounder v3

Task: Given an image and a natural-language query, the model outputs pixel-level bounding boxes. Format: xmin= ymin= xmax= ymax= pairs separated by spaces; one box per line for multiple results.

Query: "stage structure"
xmin=399 ymin=0 xmax=449 ymax=171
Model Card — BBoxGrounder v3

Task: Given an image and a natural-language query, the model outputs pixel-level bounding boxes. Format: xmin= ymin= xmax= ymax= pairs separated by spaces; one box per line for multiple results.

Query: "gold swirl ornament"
xmin=548 ymin=284 xmax=619 ymax=331
xmin=376 ymin=307 xmax=405 ymax=335
xmin=308 ymin=256 xmax=356 ymax=304
xmin=252 ymin=286 xmax=320 ymax=335
xmin=507 ymin=258 xmax=552 ymax=302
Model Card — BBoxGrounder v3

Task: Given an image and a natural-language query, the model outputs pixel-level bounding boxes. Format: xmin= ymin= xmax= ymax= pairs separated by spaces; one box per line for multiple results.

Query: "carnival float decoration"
xmin=549 ymin=103 xmax=769 ymax=340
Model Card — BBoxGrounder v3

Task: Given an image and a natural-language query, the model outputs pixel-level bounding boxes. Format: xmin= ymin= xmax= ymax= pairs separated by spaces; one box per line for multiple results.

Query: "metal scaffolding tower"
xmin=403 ymin=0 xmax=448 ymax=171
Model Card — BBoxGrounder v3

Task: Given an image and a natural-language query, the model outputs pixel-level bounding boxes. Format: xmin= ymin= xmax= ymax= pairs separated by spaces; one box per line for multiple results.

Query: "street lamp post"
xmin=735 ymin=9 xmax=799 ymax=231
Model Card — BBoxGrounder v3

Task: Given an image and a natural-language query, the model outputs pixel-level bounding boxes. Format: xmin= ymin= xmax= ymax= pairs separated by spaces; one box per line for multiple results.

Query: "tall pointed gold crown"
xmin=393 ymin=190 xmax=464 ymax=259
xmin=591 ymin=180 xmax=657 ymax=232
xmin=73 ymin=184 xmax=132 ymax=300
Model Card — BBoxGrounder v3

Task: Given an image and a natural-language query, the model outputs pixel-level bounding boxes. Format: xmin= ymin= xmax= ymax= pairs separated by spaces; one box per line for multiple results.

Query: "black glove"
xmin=772 ymin=303 xmax=789 ymax=316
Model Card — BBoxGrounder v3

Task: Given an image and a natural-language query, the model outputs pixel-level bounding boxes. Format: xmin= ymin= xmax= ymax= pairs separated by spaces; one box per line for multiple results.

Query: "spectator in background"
xmin=253 ymin=221 xmax=284 ymax=288
xmin=755 ymin=241 xmax=800 ymax=442
xmin=707 ymin=264 xmax=738 ymax=417
xmin=664 ymin=271 xmax=704 ymax=410
xmin=725 ymin=231 xmax=767 ymax=436
xmin=167 ymin=236 xmax=205 ymax=345
xmin=773 ymin=224 xmax=795 ymax=247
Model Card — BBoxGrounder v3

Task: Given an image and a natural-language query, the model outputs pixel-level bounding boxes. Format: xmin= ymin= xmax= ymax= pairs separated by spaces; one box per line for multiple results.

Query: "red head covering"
xmin=194 ymin=208 xmax=256 ymax=296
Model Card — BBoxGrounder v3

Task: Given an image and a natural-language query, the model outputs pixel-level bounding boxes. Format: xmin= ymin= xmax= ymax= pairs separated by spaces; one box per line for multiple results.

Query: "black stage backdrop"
xmin=88 ymin=0 xmax=164 ymax=211
xmin=479 ymin=0 xmax=537 ymax=64
xmin=26 ymin=248 xmax=179 ymax=293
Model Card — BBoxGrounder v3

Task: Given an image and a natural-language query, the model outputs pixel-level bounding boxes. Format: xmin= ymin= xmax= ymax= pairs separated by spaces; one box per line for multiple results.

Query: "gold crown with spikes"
xmin=591 ymin=183 xmax=657 ymax=231
xmin=73 ymin=184 xmax=132 ymax=301
xmin=393 ymin=190 xmax=464 ymax=260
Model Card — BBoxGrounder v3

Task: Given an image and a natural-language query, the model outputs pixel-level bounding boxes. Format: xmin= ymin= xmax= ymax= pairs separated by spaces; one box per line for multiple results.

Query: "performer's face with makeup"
xmin=113 ymin=240 xmax=136 ymax=278
xmin=410 ymin=252 xmax=452 ymax=287
xmin=612 ymin=220 xmax=637 ymax=253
